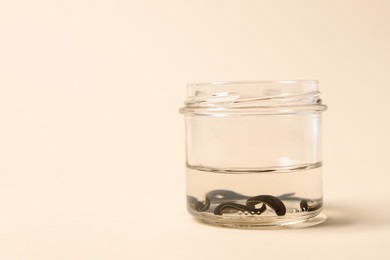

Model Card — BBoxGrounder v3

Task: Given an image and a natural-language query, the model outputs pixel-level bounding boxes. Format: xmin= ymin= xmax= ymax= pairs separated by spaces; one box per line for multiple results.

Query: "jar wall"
xmin=186 ymin=113 xmax=322 ymax=171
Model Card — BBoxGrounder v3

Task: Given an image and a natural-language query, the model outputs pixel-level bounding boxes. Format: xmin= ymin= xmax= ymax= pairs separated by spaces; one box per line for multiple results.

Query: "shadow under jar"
xmin=179 ymin=80 xmax=327 ymax=229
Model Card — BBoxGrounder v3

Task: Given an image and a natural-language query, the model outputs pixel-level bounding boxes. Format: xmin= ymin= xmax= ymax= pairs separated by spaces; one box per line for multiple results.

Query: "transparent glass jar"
xmin=179 ymin=80 xmax=327 ymax=228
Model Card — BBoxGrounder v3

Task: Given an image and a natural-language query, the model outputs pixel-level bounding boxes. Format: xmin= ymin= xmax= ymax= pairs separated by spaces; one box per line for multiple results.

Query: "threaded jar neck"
xmin=180 ymin=80 xmax=327 ymax=116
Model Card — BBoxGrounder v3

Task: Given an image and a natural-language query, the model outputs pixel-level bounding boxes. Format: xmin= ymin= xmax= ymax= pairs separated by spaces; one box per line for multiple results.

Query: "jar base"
xmin=192 ymin=212 xmax=327 ymax=229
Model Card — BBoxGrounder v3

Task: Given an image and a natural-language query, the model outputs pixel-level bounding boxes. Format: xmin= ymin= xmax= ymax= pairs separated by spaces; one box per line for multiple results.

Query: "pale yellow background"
xmin=1 ymin=1 xmax=389 ymax=259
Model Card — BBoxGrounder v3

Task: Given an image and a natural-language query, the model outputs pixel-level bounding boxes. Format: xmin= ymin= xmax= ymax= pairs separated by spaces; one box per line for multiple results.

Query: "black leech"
xmin=253 ymin=203 xmax=267 ymax=215
xmin=300 ymin=200 xmax=309 ymax=211
xmin=214 ymin=202 xmax=265 ymax=216
xmin=246 ymin=195 xmax=286 ymax=216
xmin=214 ymin=203 xmax=249 ymax=215
xmin=300 ymin=200 xmax=322 ymax=212
xmin=206 ymin=189 xmax=249 ymax=202
xmin=194 ymin=197 xmax=210 ymax=212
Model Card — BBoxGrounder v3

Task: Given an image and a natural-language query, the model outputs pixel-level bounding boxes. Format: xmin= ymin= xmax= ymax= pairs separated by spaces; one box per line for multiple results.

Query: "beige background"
xmin=1 ymin=0 xmax=390 ymax=259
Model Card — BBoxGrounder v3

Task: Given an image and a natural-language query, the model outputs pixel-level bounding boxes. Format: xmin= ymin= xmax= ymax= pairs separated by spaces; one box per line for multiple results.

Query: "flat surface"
xmin=1 ymin=1 xmax=390 ymax=259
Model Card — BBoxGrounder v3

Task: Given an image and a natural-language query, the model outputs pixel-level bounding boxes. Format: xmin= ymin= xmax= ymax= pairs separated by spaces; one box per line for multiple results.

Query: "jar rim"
xmin=180 ymin=80 xmax=326 ymax=116
xmin=188 ymin=80 xmax=318 ymax=87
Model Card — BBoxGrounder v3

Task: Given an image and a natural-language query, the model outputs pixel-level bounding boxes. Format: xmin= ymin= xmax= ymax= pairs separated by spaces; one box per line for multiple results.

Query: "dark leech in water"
xmin=213 ymin=203 xmax=249 ymax=215
xmin=300 ymin=200 xmax=322 ymax=212
xmin=300 ymin=200 xmax=309 ymax=211
xmin=246 ymin=195 xmax=287 ymax=216
xmin=206 ymin=189 xmax=250 ymax=202
xmin=190 ymin=190 xmax=321 ymax=216
xmin=252 ymin=203 xmax=267 ymax=215
xmin=194 ymin=197 xmax=210 ymax=212
xmin=187 ymin=195 xmax=198 ymax=204
xmin=214 ymin=202 xmax=266 ymax=216
xmin=278 ymin=192 xmax=308 ymax=202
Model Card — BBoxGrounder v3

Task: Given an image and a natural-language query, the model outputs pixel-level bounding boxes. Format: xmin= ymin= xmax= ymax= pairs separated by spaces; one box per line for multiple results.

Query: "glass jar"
xmin=179 ymin=80 xmax=327 ymax=228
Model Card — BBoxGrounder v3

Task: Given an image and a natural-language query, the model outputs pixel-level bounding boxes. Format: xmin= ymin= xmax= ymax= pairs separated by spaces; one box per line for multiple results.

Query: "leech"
xmin=194 ymin=197 xmax=210 ymax=212
xmin=246 ymin=195 xmax=287 ymax=216
xmin=191 ymin=190 xmax=321 ymax=216
xmin=300 ymin=200 xmax=309 ymax=211
xmin=278 ymin=192 xmax=308 ymax=202
xmin=213 ymin=202 xmax=267 ymax=216
xmin=253 ymin=203 xmax=267 ymax=215
xmin=206 ymin=189 xmax=249 ymax=202
xmin=214 ymin=202 xmax=253 ymax=215
xmin=300 ymin=200 xmax=322 ymax=212
xmin=278 ymin=192 xmax=295 ymax=198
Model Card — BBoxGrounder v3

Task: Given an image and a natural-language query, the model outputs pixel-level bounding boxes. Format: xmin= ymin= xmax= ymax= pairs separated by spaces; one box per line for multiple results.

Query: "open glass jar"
xmin=179 ymin=80 xmax=327 ymax=228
